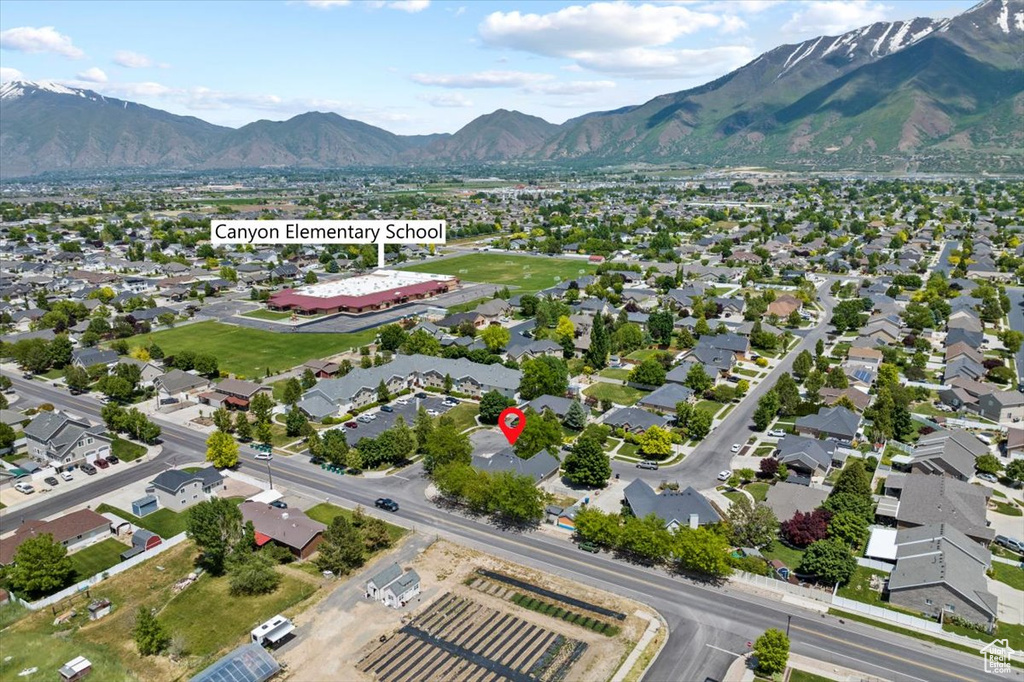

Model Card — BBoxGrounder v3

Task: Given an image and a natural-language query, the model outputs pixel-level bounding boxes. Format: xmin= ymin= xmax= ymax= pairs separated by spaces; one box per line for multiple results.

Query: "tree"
xmin=488 ymin=471 xmax=545 ymax=524
xmin=975 ymin=453 xmax=1002 ymax=476
xmin=826 ymin=365 xmax=849 ymax=389
xmin=648 ymin=310 xmax=674 ymax=345
xmin=1006 ymin=459 xmax=1024 ymax=486
xmin=9 ymin=533 xmax=75 ymax=598
xmin=376 ymin=379 xmax=392 ymax=404
xmin=213 ymin=407 xmax=234 ymax=433
xmin=378 ymin=323 xmax=407 ymax=352
xmin=683 ymin=363 xmax=712 ymax=394
xmin=255 ymin=420 xmax=273 ymax=446
xmin=414 ymin=405 xmax=434 ymax=453
xmin=514 ymin=408 xmax=562 ymax=458
xmin=194 ymin=353 xmax=218 ymax=377
xmin=574 ymin=507 xmax=622 ymax=547
xmin=753 ymin=390 xmax=780 ymax=430
xmin=800 ymin=538 xmax=857 ymax=585
xmin=133 ymin=607 xmax=170 ymax=656
xmin=315 ymin=515 xmax=365 ymax=575
xmin=613 ymin=323 xmax=644 ymax=353
xmin=235 ymin=412 xmax=252 ymax=441
xmin=401 ymin=329 xmax=442 ymax=356
xmin=49 ymin=335 xmax=73 ymax=369
xmin=563 ymin=400 xmax=587 ymax=431
xmin=249 ymin=392 xmax=275 ymax=423
xmin=827 ymin=511 xmax=869 ymax=549
xmin=285 ymin=406 xmax=308 ymax=437
xmin=97 ymin=375 xmax=134 ymax=402
xmin=479 ymin=390 xmax=515 ymax=425
xmin=687 ymin=409 xmax=713 ymax=440
xmin=424 ymin=415 xmax=472 ymax=473
xmin=63 ymin=365 xmax=90 ymax=393
xmin=831 ymin=460 xmax=872 ymax=498
xmin=481 ymin=325 xmax=511 ymax=353
xmin=185 ymin=498 xmax=243 ymax=574
xmin=301 ymin=368 xmax=317 ymax=389
xmin=780 ymin=509 xmax=832 ymax=547
xmin=735 ymin=378 xmax=749 ymax=398
xmin=674 ymin=526 xmax=732 ymax=577
xmin=792 ymin=349 xmax=813 ymax=379
xmin=1000 ymin=329 xmax=1024 ymax=355
xmin=0 ymin=423 xmax=14 ymax=451
xmin=753 ymin=629 xmax=789 ymax=676
xmin=443 ymin=373 xmax=453 ymax=394
xmin=727 ymin=496 xmax=779 ymax=549
xmin=555 ymin=316 xmax=575 ymax=345
xmin=322 ymin=429 xmax=349 ymax=467
xmin=228 ymin=552 xmax=281 ymax=596
xmin=563 ymin=436 xmax=611 ymax=488
xmin=773 ymin=373 xmax=800 ymax=416
xmin=630 ymin=358 xmax=666 ymax=387
xmin=638 ymin=425 xmax=673 ymax=459
xmin=206 ymin=430 xmax=239 ymax=468
xmin=519 ymin=356 xmax=569 ymax=400
xmin=282 ymin=378 xmax=303 ymax=405
xmin=759 ymin=457 xmax=779 ymax=479
xmin=586 ymin=313 xmax=609 ymax=369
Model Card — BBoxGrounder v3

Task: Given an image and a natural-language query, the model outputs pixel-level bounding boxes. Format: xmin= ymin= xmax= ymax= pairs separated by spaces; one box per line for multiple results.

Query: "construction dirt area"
xmin=279 ymin=540 xmax=656 ymax=682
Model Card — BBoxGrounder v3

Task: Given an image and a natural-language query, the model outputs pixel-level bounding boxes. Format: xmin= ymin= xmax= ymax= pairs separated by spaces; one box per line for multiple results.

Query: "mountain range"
xmin=2 ymin=0 xmax=1022 ymax=178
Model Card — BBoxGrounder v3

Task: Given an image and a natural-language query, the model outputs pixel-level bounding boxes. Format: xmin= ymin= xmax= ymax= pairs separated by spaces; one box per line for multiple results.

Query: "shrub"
xmin=554 ymin=608 xmax=566 ymax=618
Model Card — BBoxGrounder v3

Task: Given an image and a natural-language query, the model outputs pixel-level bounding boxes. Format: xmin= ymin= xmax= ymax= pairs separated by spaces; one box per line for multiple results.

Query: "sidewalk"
xmin=722 ymin=652 xmax=890 ymax=682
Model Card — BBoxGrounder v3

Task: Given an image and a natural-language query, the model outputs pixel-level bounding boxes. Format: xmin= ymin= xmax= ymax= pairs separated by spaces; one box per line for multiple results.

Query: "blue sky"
xmin=0 ymin=0 xmax=978 ymax=134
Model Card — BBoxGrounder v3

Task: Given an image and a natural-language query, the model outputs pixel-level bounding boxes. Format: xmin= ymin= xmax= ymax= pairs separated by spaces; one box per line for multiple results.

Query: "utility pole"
xmin=786 ymin=614 xmax=792 ymax=638
xmin=266 ymin=457 xmax=274 ymax=490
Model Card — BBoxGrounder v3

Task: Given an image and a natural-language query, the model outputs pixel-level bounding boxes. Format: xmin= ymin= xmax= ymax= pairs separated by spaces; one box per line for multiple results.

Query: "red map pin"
xmin=498 ymin=407 xmax=526 ymax=445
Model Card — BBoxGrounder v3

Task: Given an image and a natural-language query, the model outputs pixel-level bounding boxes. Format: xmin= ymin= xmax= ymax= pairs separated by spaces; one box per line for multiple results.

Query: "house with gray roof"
xmin=887 ymin=523 xmax=997 ymax=630
xmin=775 ymin=435 xmax=838 ymax=476
xmin=977 ymin=390 xmax=1024 ymax=424
xmin=154 ymin=369 xmax=211 ymax=401
xmin=526 ymin=395 xmax=587 ymax=421
xmin=24 ymin=411 xmax=111 ymax=467
xmin=911 ymin=429 xmax=988 ymax=481
xmin=795 ymin=406 xmax=860 ymax=443
xmin=622 ymin=479 xmax=720 ymax=531
xmin=70 ymin=347 xmax=119 ymax=370
xmin=150 ymin=467 xmax=225 ymax=511
xmin=638 ymin=384 xmax=694 ymax=414
xmin=366 ymin=562 xmax=421 ymax=609
xmin=895 ymin=474 xmax=993 ymax=543
xmin=472 ymin=448 xmax=559 ymax=484
xmin=602 ymin=407 xmax=671 ymax=434
xmin=764 ymin=482 xmax=829 ymax=522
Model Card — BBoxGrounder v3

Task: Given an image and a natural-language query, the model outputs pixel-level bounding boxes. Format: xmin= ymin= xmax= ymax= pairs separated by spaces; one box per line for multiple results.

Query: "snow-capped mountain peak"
xmin=0 ymin=80 xmax=99 ymax=101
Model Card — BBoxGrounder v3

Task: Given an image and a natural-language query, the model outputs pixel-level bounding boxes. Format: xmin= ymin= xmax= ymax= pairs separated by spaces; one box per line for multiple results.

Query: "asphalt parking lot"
xmin=337 ymin=395 xmax=456 ymax=445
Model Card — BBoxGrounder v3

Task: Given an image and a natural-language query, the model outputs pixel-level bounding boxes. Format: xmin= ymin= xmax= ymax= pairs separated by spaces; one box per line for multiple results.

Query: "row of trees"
xmin=101 ymin=403 xmax=161 ymax=444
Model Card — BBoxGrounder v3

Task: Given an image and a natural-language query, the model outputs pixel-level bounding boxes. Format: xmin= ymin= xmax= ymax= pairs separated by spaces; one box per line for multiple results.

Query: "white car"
xmin=60 ymin=471 xmax=74 ymax=482
xmin=768 ymin=429 xmax=787 ymax=438
xmin=14 ymin=482 xmax=35 ymax=494
xmin=717 ymin=470 xmax=732 ymax=482
xmin=731 ymin=444 xmax=741 ymax=453
xmin=427 ymin=409 xmax=440 ymax=417
xmin=254 ymin=452 xmax=273 ymax=461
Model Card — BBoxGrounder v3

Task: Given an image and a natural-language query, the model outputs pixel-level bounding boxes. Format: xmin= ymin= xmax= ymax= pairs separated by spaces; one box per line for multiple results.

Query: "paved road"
xmin=935 ymin=240 xmax=960 ymax=277
xmin=1005 ymin=287 xmax=1024 ymax=382
xmin=0 ymin=375 xmax=1008 ymax=682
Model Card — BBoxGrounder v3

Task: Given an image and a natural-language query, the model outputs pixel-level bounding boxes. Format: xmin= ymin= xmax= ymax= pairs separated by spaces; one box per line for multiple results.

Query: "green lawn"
xmin=305 ymin=503 xmax=407 ymax=544
xmin=625 ymin=349 xmax=664 ymax=363
xmin=723 ymin=491 xmax=744 ymax=505
xmin=111 ymin=437 xmax=147 ymax=462
xmin=762 ymin=541 xmax=804 ymax=569
xmin=744 ymin=482 xmax=770 ymax=502
xmin=992 ymin=500 xmax=1023 ymax=517
xmin=598 ymin=367 xmax=631 ymax=381
xmin=944 ymin=620 xmax=1024 ymax=655
xmin=836 ymin=567 xmax=888 ymax=607
xmin=399 ymin=254 xmax=596 ymax=293
xmin=754 ymin=445 xmax=775 ymax=457
xmin=240 ymin=308 xmax=293 ymax=321
xmin=695 ymin=400 xmax=726 ymax=417
xmin=788 ymin=670 xmax=832 ymax=682
xmin=444 ymin=402 xmax=480 ymax=432
xmin=126 ymin=321 xmax=377 ymax=378
xmin=991 ymin=562 xmax=1024 ymax=591
xmin=70 ymin=538 xmax=127 ymax=580
xmin=583 ymin=382 xmax=647 ymax=406
xmin=442 ymin=297 xmax=491 ymax=314
xmin=617 ymin=442 xmax=639 ymax=459
xmin=734 ymin=367 xmax=759 ymax=377
xmin=96 ymin=504 xmax=187 ymax=539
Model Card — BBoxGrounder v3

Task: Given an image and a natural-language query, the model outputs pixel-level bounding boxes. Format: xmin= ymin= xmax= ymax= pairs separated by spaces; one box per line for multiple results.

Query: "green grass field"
xmin=399 ymin=254 xmax=596 ymax=293
xmin=96 ymin=504 xmax=187 ymax=539
xmin=744 ymin=482 xmax=770 ymax=502
xmin=305 ymin=503 xmax=407 ymax=544
xmin=762 ymin=541 xmax=804 ymax=569
xmin=70 ymin=539 xmax=128 ymax=580
xmin=788 ymin=670 xmax=832 ymax=682
xmin=444 ymin=402 xmax=480 ymax=432
xmin=598 ymin=367 xmax=631 ymax=381
xmin=126 ymin=321 xmax=377 ymax=378
xmin=583 ymin=382 xmax=647 ymax=406
xmin=111 ymin=437 xmax=147 ymax=462
xmin=241 ymin=308 xmax=293 ymax=321
xmin=992 ymin=562 xmax=1024 ymax=591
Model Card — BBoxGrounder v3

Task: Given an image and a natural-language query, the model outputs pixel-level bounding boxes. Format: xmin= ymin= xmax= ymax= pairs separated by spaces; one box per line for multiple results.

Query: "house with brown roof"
xmin=766 ymin=294 xmax=802 ymax=318
xmin=199 ymin=378 xmax=271 ymax=410
xmin=0 ymin=509 xmax=110 ymax=566
xmin=240 ymin=501 xmax=326 ymax=559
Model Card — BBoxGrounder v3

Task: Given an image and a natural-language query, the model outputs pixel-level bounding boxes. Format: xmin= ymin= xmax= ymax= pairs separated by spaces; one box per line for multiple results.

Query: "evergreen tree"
xmin=586 ymin=313 xmax=610 ymax=369
xmin=563 ymin=400 xmax=588 ymax=431
xmin=133 ymin=607 xmax=170 ymax=656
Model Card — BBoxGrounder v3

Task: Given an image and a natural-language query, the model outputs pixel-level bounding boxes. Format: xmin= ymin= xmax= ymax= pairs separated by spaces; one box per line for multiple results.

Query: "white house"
xmin=366 ymin=562 xmax=421 ymax=609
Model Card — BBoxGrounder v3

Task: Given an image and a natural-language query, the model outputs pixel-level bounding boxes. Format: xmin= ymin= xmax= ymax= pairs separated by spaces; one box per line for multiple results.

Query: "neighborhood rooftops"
xmin=895 ymin=474 xmax=993 ymax=543
xmin=0 ymin=509 xmax=109 ymax=565
xmin=622 ymin=479 xmax=720 ymax=529
xmin=472 ymin=448 xmax=559 ymax=483
xmin=150 ymin=467 xmax=224 ymax=495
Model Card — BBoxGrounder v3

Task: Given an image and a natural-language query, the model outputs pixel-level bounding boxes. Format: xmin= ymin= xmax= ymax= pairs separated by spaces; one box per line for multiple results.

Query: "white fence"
xmin=731 ymin=571 xmax=833 ymax=603
xmin=855 ymin=557 xmax=893 ymax=574
xmin=944 ymin=417 xmax=1007 ymax=432
xmin=12 ymin=532 xmax=188 ymax=610
xmin=831 ymin=596 xmax=943 ymax=633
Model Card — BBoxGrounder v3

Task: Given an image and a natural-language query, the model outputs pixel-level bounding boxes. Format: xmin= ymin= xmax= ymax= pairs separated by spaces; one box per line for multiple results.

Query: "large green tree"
xmin=185 ymin=498 xmax=244 ymax=574
xmin=479 ymin=390 xmax=515 ymax=425
xmin=519 ymin=356 xmax=569 ymax=400
xmin=563 ymin=436 xmax=611 ymax=488
xmin=514 ymin=408 xmax=562 ymax=458
xmin=423 ymin=415 xmax=472 ymax=473
xmin=133 ymin=607 xmax=170 ymax=656
xmin=727 ymin=496 xmax=778 ymax=549
xmin=753 ymin=629 xmax=790 ymax=676
xmin=205 ymin=430 xmax=239 ymax=468
xmin=586 ymin=313 xmax=610 ymax=369
xmin=315 ymin=516 xmax=365 ymax=575
xmin=800 ymin=538 xmax=857 ymax=585
xmin=9 ymin=533 xmax=75 ymax=598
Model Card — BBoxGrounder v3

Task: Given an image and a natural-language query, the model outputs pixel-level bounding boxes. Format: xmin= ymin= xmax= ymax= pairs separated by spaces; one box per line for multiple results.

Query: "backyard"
xmin=70 ymin=538 xmax=128 ymax=581
xmin=126 ymin=321 xmax=378 ymax=377
xmin=96 ymin=504 xmax=188 ymax=539
xmin=583 ymin=382 xmax=647 ymax=406
xmin=835 ymin=566 xmax=888 ymax=608
xmin=400 ymin=254 xmax=596 ymax=293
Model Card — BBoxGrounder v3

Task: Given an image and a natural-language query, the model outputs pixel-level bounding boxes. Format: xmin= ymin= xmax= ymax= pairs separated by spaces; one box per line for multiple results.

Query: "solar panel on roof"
xmin=853 ymin=369 xmax=873 ymax=384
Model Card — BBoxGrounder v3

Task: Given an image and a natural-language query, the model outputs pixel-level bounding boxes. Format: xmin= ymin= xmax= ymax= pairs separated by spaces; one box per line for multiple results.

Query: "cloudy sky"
xmin=0 ymin=0 xmax=977 ymax=134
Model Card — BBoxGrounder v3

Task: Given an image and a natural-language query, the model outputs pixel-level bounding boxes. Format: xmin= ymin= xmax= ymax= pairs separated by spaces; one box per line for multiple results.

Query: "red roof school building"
xmin=268 ymin=270 xmax=457 ymax=315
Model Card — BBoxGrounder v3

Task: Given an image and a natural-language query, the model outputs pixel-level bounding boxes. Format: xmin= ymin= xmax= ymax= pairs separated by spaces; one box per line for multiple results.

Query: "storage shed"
xmin=131 ymin=494 xmax=159 ymax=518
xmin=58 ymin=656 xmax=92 ymax=682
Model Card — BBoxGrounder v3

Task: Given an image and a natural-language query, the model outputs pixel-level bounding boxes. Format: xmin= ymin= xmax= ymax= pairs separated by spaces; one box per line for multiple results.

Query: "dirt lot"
xmin=280 ymin=540 xmax=650 ymax=682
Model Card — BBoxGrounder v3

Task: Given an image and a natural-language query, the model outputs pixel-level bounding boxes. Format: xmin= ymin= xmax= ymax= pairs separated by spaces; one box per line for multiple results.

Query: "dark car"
xmin=94 ymin=458 xmax=110 ymax=469
xmin=578 ymin=541 xmax=600 ymax=553
xmin=345 ymin=421 xmax=358 ymax=429
xmin=380 ymin=405 xmax=394 ymax=412
xmin=375 ymin=498 xmax=399 ymax=512
xmin=44 ymin=476 xmax=60 ymax=487
xmin=309 ymin=455 xmax=324 ymax=466
xmin=22 ymin=372 xmax=33 ymax=380
xmin=106 ymin=455 xmax=120 ymax=465
xmin=269 ymin=500 xmax=288 ymax=509
xmin=415 ymin=392 xmax=428 ymax=399
xmin=81 ymin=463 xmax=97 ymax=475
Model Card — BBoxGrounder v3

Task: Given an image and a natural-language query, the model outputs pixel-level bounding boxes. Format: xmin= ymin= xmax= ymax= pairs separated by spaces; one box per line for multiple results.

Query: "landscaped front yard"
xmin=835 ymin=566 xmax=888 ymax=607
xmin=991 ymin=561 xmax=1024 ymax=591
xmin=111 ymin=437 xmax=147 ymax=462
xmin=583 ymin=382 xmax=647 ymax=406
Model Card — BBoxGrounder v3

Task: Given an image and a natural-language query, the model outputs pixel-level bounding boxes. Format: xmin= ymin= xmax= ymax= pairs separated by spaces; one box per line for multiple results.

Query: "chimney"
xmin=689 ymin=513 xmax=699 ymax=529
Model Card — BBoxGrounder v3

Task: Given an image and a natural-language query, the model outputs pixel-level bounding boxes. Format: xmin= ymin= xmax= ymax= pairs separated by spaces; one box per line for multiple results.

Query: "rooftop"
xmin=284 ymin=270 xmax=453 ymax=300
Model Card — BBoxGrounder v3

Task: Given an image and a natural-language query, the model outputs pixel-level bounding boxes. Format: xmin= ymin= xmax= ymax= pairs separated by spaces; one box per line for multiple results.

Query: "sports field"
xmin=126 ymin=321 xmax=376 ymax=378
xmin=400 ymin=253 xmax=596 ymax=292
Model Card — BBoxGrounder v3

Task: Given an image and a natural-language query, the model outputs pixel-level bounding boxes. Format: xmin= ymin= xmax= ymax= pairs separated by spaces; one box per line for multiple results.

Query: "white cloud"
xmin=412 ymin=70 xmax=553 ymax=88
xmin=0 ymin=26 xmax=84 ymax=59
xmin=696 ymin=0 xmax=782 ymax=14
xmin=303 ymin=0 xmax=352 ymax=7
xmin=572 ymin=45 xmax=755 ymax=79
xmin=76 ymin=67 xmax=108 ymax=83
xmin=782 ymin=1 xmax=891 ymax=38
xmin=0 ymin=66 xmax=25 ymax=82
xmin=302 ymin=0 xmax=429 ymax=10
xmin=417 ymin=92 xmax=474 ymax=107
xmin=526 ymin=80 xmax=616 ymax=95
xmin=100 ymin=81 xmax=174 ymax=98
xmin=479 ymin=3 xmax=724 ymax=56
xmin=113 ymin=50 xmax=154 ymax=68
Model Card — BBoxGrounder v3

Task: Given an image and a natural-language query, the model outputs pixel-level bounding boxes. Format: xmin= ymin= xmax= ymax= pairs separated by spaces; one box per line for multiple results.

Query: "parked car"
xmin=309 ymin=455 xmax=324 ymax=465
xmin=609 ymin=356 xmax=621 ymax=367
xmin=578 ymin=541 xmax=600 ymax=553
xmin=636 ymin=460 xmax=659 ymax=470
xmin=726 ymin=375 xmax=740 ymax=383
xmin=977 ymin=473 xmax=999 ymax=483
xmin=60 ymin=471 xmax=74 ymax=482
xmin=396 ymin=398 xmax=410 ymax=405
xmin=269 ymin=500 xmax=288 ymax=509
xmin=717 ymin=470 xmax=732 ymax=481
xmin=14 ymin=482 xmax=35 ymax=494
xmin=345 ymin=421 xmax=358 ymax=429
xmin=254 ymin=451 xmax=273 ymax=461
xmin=730 ymin=444 xmax=742 ymax=453
xmin=81 ymin=463 xmax=97 ymax=475
xmin=768 ymin=429 xmax=787 ymax=438
xmin=22 ymin=372 xmax=34 ymax=380
xmin=415 ymin=392 xmax=428 ymax=399
xmin=44 ymin=476 xmax=59 ymax=487
xmin=995 ymin=536 xmax=1024 ymax=553
xmin=427 ymin=409 xmax=440 ymax=417
xmin=106 ymin=455 xmax=120 ymax=465
xmin=380 ymin=405 xmax=394 ymax=413
xmin=357 ymin=414 xmax=373 ymax=424
xmin=94 ymin=458 xmax=110 ymax=469
xmin=375 ymin=498 xmax=399 ymax=512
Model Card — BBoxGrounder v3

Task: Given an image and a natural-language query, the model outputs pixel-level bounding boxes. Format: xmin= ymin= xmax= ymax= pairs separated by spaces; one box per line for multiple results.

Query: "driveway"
xmin=470 ymin=429 xmax=508 ymax=456
xmin=987 ymin=577 xmax=1024 ymax=625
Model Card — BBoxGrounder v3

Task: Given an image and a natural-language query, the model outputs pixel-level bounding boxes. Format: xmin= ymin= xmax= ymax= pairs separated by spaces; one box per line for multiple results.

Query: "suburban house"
xmin=115 ymin=358 xmax=163 ymax=388
xmin=298 ymin=355 xmax=522 ymax=418
xmin=525 ymin=395 xmax=587 ymax=421
xmin=199 ymin=378 xmax=271 ymax=411
xmin=775 ymin=435 xmax=838 ymax=476
xmin=886 ymin=523 xmax=997 ymax=630
xmin=622 ymin=479 xmax=721 ymax=531
xmin=70 ymin=347 xmax=119 ymax=370
xmin=23 ymin=411 xmax=112 ymax=467
xmin=638 ymin=384 xmax=695 ymax=414
xmin=240 ymin=501 xmax=326 ymax=559
xmin=910 ymin=429 xmax=988 ymax=481
xmin=154 ymin=369 xmax=212 ymax=402
xmin=1005 ymin=427 xmax=1024 ymax=460
xmin=303 ymin=359 xmax=341 ymax=378
xmin=894 ymin=474 xmax=994 ymax=544
xmin=794 ymin=406 xmax=860 ymax=443
xmin=0 ymin=509 xmax=110 ymax=566
xmin=976 ymin=390 xmax=1024 ymax=424
xmin=366 ymin=562 xmax=422 ymax=609
xmin=472 ymin=448 xmax=559 ymax=484
xmin=766 ymin=294 xmax=802 ymax=318
xmin=602 ymin=407 xmax=672 ymax=434
xmin=150 ymin=467 xmax=225 ymax=510
xmin=764 ymin=482 xmax=829 ymax=522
